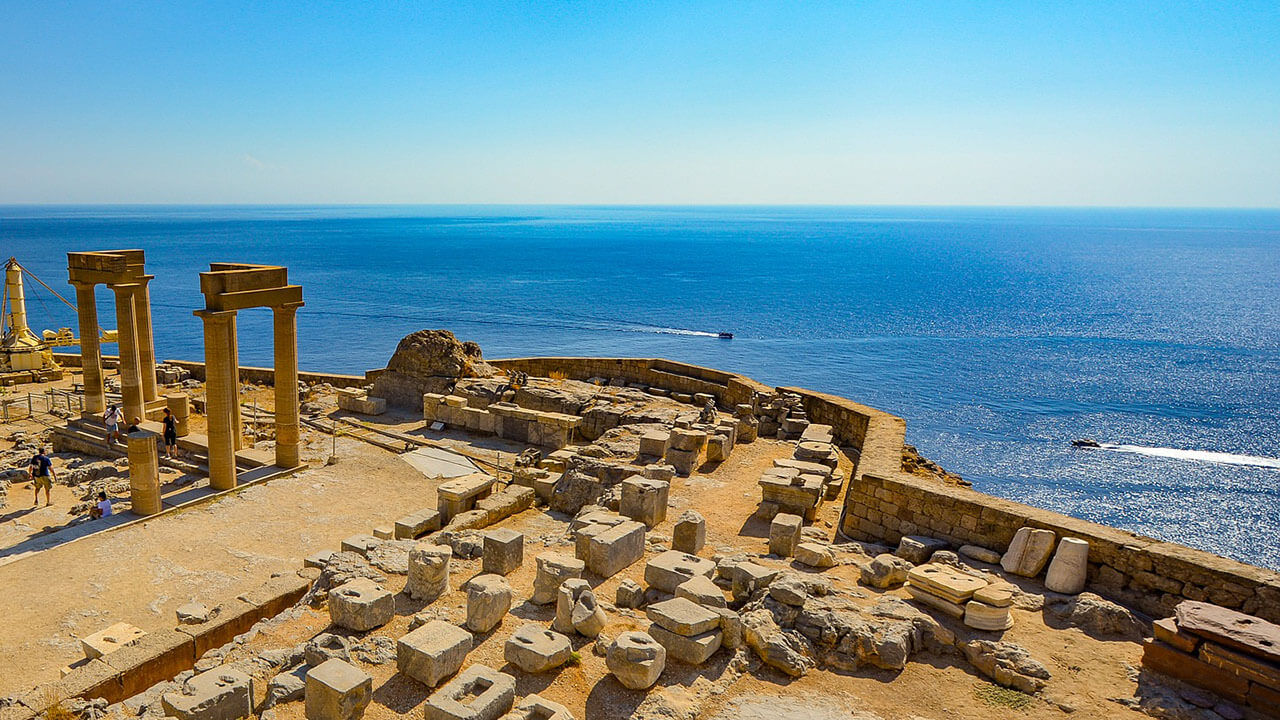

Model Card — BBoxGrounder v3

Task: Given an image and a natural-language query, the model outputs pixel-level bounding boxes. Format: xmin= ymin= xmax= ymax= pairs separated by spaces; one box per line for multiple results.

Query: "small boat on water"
xmin=1072 ymin=439 xmax=1101 ymax=448
xmin=717 ymin=332 xmax=734 ymax=339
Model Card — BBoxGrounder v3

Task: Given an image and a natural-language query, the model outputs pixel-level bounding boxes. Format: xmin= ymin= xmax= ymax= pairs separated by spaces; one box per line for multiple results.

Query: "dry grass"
xmin=40 ymin=688 xmax=77 ymax=720
xmin=973 ymin=682 xmax=1033 ymax=710
xmin=548 ymin=370 xmax=568 ymax=383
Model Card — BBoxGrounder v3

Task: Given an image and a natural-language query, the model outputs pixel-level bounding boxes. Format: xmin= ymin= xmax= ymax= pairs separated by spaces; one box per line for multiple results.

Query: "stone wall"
xmin=487 ymin=357 xmax=771 ymax=409
xmin=53 ymin=353 xmax=374 ymax=388
xmin=841 ymin=471 xmax=1280 ymax=622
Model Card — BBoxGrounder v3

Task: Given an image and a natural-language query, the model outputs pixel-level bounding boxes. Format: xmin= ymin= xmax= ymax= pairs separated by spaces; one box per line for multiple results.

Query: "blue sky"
xmin=1 ymin=2 xmax=1278 ymax=205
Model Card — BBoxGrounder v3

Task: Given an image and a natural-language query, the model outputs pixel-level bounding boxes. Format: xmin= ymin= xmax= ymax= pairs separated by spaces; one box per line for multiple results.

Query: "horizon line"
xmin=2 ymin=202 xmax=1280 ymax=211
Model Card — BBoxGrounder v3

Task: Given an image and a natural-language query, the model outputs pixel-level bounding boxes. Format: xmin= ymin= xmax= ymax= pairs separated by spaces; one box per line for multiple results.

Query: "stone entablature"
xmin=422 ymin=393 xmax=580 ymax=449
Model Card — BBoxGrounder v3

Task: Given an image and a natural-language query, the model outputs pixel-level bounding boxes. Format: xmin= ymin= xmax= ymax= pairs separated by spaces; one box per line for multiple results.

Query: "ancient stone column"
xmin=227 ymin=313 xmax=243 ymax=450
xmin=134 ymin=278 xmax=159 ymax=404
xmin=127 ymin=429 xmax=162 ymax=515
xmin=72 ymin=281 xmax=105 ymax=415
xmin=197 ymin=309 xmax=238 ymax=491
xmin=110 ymin=283 xmax=145 ymax=424
xmin=165 ymin=393 xmax=190 ymax=437
xmin=273 ymin=303 xmax=302 ymax=468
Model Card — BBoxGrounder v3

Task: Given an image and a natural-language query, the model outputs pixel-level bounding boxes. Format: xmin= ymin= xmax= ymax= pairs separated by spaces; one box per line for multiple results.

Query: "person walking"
xmin=161 ymin=407 xmax=179 ymax=458
xmin=103 ymin=404 xmax=122 ymax=443
xmin=28 ymin=447 xmax=55 ymax=506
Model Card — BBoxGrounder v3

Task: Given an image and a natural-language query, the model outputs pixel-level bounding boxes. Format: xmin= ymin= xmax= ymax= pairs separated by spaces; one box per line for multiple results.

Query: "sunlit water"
xmin=4 ymin=205 xmax=1278 ymax=568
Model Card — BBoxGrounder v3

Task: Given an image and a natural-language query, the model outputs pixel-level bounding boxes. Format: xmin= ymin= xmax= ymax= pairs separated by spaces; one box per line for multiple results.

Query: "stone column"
xmin=165 ymin=393 xmax=190 ymax=437
xmin=126 ymin=429 xmax=162 ymax=516
xmin=197 ymin=309 xmax=238 ymax=491
xmin=227 ymin=313 xmax=243 ymax=450
xmin=72 ymin=282 xmax=105 ymax=415
xmin=273 ymin=303 xmax=302 ymax=468
xmin=134 ymin=278 xmax=159 ymax=404
xmin=110 ymin=283 xmax=145 ymax=424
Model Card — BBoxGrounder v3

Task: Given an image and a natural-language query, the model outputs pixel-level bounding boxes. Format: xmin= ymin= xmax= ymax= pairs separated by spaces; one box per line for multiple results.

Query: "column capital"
xmin=70 ymin=279 xmax=98 ymax=290
xmin=193 ymin=308 xmax=238 ymax=322
xmin=273 ymin=301 xmax=305 ymax=313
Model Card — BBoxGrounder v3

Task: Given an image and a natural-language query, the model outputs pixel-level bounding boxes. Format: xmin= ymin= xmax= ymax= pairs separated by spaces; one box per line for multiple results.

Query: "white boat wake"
xmin=1098 ymin=444 xmax=1280 ymax=469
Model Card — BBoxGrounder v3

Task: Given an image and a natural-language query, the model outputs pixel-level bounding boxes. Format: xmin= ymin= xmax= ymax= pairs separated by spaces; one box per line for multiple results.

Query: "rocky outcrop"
xmin=960 ymin=640 xmax=1052 ymax=693
xmin=370 ymin=330 xmax=496 ymax=409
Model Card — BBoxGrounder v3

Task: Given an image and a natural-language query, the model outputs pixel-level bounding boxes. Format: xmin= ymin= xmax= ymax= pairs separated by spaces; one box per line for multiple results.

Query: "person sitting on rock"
xmin=90 ymin=491 xmax=112 ymax=519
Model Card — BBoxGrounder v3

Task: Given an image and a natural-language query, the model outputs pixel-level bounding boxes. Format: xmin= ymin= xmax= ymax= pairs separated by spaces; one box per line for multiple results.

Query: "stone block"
xmin=972 ymin=583 xmax=1015 ymax=608
xmin=710 ymin=607 xmax=743 ymax=649
xmin=1000 ymin=527 xmax=1056 ymax=577
xmin=639 ymin=431 xmax=668 ymax=458
xmin=664 ymin=448 xmax=698 ymax=476
xmin=466 ymin=574 xmax=512 ymax=633
xmin=1176 ymin=601 xmax=1280 ymax=664
xmin=305 ymin=551 xmax=335 ymax=569
xmin=705 ymin=435 xmax=730 ymax=463
xmin=964 ymin=601 xmax=1013 ymax=632
xmin=606 ymin=631 xmax=666 ymax=690
xmin=895 ymin=535 xmax=947 ymax=564
xmin=731 ymin=561 xmax=780 ymax=601
xmin=554 ymin=579 xmax=607 ymax=638
xmin=643 ymin=464 xmax=676 ymax=482
xmin=81 ymin=622 xmax=145 ymax=660
xmin=305 ymin=659 xmax=372 ymax=720
xmin=958 ymin=545 xmax=1002 ymax=565
xmin=586 ymin=520 xmax=646 ymax=577
xmin=648 ymin=624 xmax=721 ymax=665
xmin=645 ymin=550 xmax=717 ymax=593
xmin=616 ymin=579 xmax=645 ymax=609
xmin=482 ymin=529 xmax=524 ymax=576
xmin=500 ymin=694 xmax=573 ymax=720
xmin=395 ymin=508 xmax=442 ymax=540
xmin=769 ymin=513 xmax=803 ymax=557
xmin=672 ymin=510 xmax=706 ymax=554
xmin=397 ymin=620 xmax=472 ymax=688
xmin=620 ymin=476 xmax=669 ymax=528
xmin=674 ymin=575 xmax=726 ymax=608
xmin=340 ymin=534 xmax=379 ymax=557
xmin=905 ymin=585 xmax=966 ymax=619
xmin=1142 ymin=640 xmax=1249 ymax=703
xmin=306 ymin=633 xmax=352 ymax=667
xmin=646 ymin=598 xmax=720 ymax=636
xmin=531 ymin=553 xmax=584 ymax=605
xmin=1153 ymin=618 xmax=1200 ymax=654
xmin=907 ymin=564 xmax=987 ymax=604
xmin=160 ymin=666 xmax=254 ymax=720
xmin=668 ymin=429 xmax=706 ymax=453
xmin=407 ymin=543 xmax=452 ymax=602
xmin=1045 ymin=537 xmax=1089 ymax=594
xmin=793 ymin=542 xmax=836 ymax=568
xmin=503 ymin=624 xmax=572 ymax=673
xmin=328 ymin=578 xmax=394 ymax=632
xmin=425 ymin=664 xmax=515 ymax=720
xmin=372 ymin=524 xmax=394 ymax=540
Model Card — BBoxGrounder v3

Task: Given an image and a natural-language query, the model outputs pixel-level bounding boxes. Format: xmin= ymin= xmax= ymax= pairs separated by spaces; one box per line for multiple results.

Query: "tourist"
xmin=103 ymin=404 xmax=122 ymax=443
xmin=161 ymin=407 xmax=178 ymax=458
xmin=28 ymin=447 xmax=55 ymax=506
xmin=126 ymin=417 xmax=141 ymax=434
xmin=90 ymin=491 xmax=112 ymax=519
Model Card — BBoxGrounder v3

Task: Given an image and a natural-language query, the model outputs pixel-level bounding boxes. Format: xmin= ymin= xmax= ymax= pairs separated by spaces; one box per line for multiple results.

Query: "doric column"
xmin=272 ymin=303 xmax=303 ymax=468
xmin=72 ymin=282 xmax=105 ymax=415
xmin=134 ymin=278 xmax=159 ymax=404
xmin=126 ymin=429 xmax=162 ymax=515
xmin=228 ymin=313 xmax=243 ymax=450
xmin=110 ymin=283 xmax=145 ymax=424
xmin=197 ymin=309 xmax=238 ymax=490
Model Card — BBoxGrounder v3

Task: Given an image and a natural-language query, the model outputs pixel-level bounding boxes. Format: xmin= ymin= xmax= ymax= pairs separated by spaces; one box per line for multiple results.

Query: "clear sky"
xmin=2 ymin=2 xmax=1278 ymax=206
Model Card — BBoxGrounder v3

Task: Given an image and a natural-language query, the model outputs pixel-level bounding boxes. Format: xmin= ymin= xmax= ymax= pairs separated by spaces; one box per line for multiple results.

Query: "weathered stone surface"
xmin=793 ymin=542 xmax=836 ymax=569
xmin=769 ymin=513 xmax=803 ymax=558
xmin=860 ymin=554 xmax=911 ymax=589
xmin=616 ymin=579 xmax=645 ymax=609
xmin=620 ymin=476 xmax=669 ymax=528
xmin=964 ymin=601 xmax=1013 ymax=632
xmin=81 ymin=621 xmax=146 ymax=659
xmin=305 ymin=633 xmax=353 ymax=667
xmin=1047 ymin=593 xmax=1144 ymax=639
xmin=524 ymin=553 xmax=581 ymax=604
xmin=638 ymin=431 xmax=668 ymax=458
xmin=367 ymin=539 xmax=416 ymax=574
xmin=340 ymin=534 xmax=379 ymax=557
xmin=395 ymin=508 xmax=442 ymax=540
xmin=675 ymin=575 xmax=727 ymax=608
xmin=161 ymin=666 xmax=255 ymax=720
xmin=305 ymin=659 xmax=372 ymax=720
xmin=607 ymin=631 xmax=666 ymax=690
xmin=895 ymin=536 xmax=947 ymax=565
xmin=646 ymin=597 xmax=721 ymax=636
xmin=961 ymin=640 xmax=1051 ymax=693
xmin=958 ymin=544 xmax=1002 ymax=564
xmin=1176 ymin=600 xmax=1280 ymax=664
xmin=906 ymin=565 xmax=986 ymax=604
xmin=1141 ymin=639 xmax=1250 ymax=703
xmin=711 ymin=607 xmax=744 ymax=649
xmin=372 ymin=330 xmax=495 ymax=409
xmin=585 ymin=520 xmax=646 ymax=577
xmin=329 ymin=578 xmax=394 ymax=632
xmin=554 ymin=579 xmax=607 ymax=637
xmin=649 ymin=624 xmax=722 ymax=665
xmin=672 ymin=510 xmax=706 ymax=555
xmin=972 ymin=583 xmax=1015 ymax=608
xmin=645 ymin=551 xmax=717 ymax=594
xmin=1153 ymin=617 xmax=1200 ymax=653
xmin=1000 ymin=527 xmax=1056 ymax=577
xmin=500 ymin=694 xmax=573 ymax=720
xmin=407 ymin=544 xmax=452 ymax=602
xmin=397 ymin=620 xmax=472 ymax=688
xmin=482 ymin=529 xmax=523 ymax=576
xmin=742 ymin=610 xmax=813 ymax=677
xmin=731 ymin=561 xmax=780 ymax=601
xmin=425 ymin=664 xmax=515 ymax=720
xmin=905 ymin=585 xmax=966 ymax=619
xmin=1044 ymin=537 xmax=1089 ymax=594
xmin=768 ymin=575 xmax=811 ymax=607
xmin=175 ymin=603 xmax=211 ymax=625
xmin=264 ymin=665 xmax=308 ymax=709
xmin=503 ymin=624 xmax=572 ymax=673
xmin=466 ymin=574 xmax=512 ymax=633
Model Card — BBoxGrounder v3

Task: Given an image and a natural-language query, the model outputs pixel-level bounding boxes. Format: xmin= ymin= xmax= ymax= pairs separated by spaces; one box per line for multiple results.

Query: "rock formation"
xmin=370 ymin=330 xmax=495 ymax=409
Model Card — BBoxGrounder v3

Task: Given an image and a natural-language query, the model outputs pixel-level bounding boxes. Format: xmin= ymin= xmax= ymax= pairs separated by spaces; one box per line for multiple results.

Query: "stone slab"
xmin=397 ymin=620 xmax=472 ymax=688
xmin=1176 ymin=601 xmax=1280 ymax=664
xmin=644 ymin=551 xmax=717 ymax=594
xmin=646 ymin=597 xmax=721 ymax=636
xmin=1142 ymin=640 xmax=1249 ymax=703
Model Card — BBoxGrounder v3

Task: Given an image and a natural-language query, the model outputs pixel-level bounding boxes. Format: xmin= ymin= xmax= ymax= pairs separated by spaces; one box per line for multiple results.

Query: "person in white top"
xmin=90 ymin=491 xmax=112 ymax=519
xmin=103 ymin=405 xmax=123 ymax=443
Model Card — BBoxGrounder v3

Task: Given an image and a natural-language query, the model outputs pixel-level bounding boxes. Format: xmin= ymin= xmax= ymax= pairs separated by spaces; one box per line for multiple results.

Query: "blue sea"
xmin=4 ymin=205 xmax=1279 ymax=569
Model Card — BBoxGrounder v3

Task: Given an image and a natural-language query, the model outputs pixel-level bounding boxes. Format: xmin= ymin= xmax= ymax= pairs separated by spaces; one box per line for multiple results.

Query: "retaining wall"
xmin=51 ymin=352 xmax=371 ymax=388
xmin=488 ymin=357 xmax=772 ymax=410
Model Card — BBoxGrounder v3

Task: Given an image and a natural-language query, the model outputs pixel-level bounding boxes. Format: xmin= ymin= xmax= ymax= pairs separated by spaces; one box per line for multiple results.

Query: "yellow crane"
xmin=1 ymin=257 xmax=117 ymax=383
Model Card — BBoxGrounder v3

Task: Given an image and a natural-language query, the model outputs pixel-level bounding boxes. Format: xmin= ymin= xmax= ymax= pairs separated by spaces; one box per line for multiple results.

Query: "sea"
xmin=3 ymin=205 xmax=1278 ymax=569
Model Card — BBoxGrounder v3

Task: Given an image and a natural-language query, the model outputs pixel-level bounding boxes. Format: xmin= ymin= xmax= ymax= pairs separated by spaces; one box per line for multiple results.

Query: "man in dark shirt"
xmin=28 ymin=447 xmax=55 ymax=506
